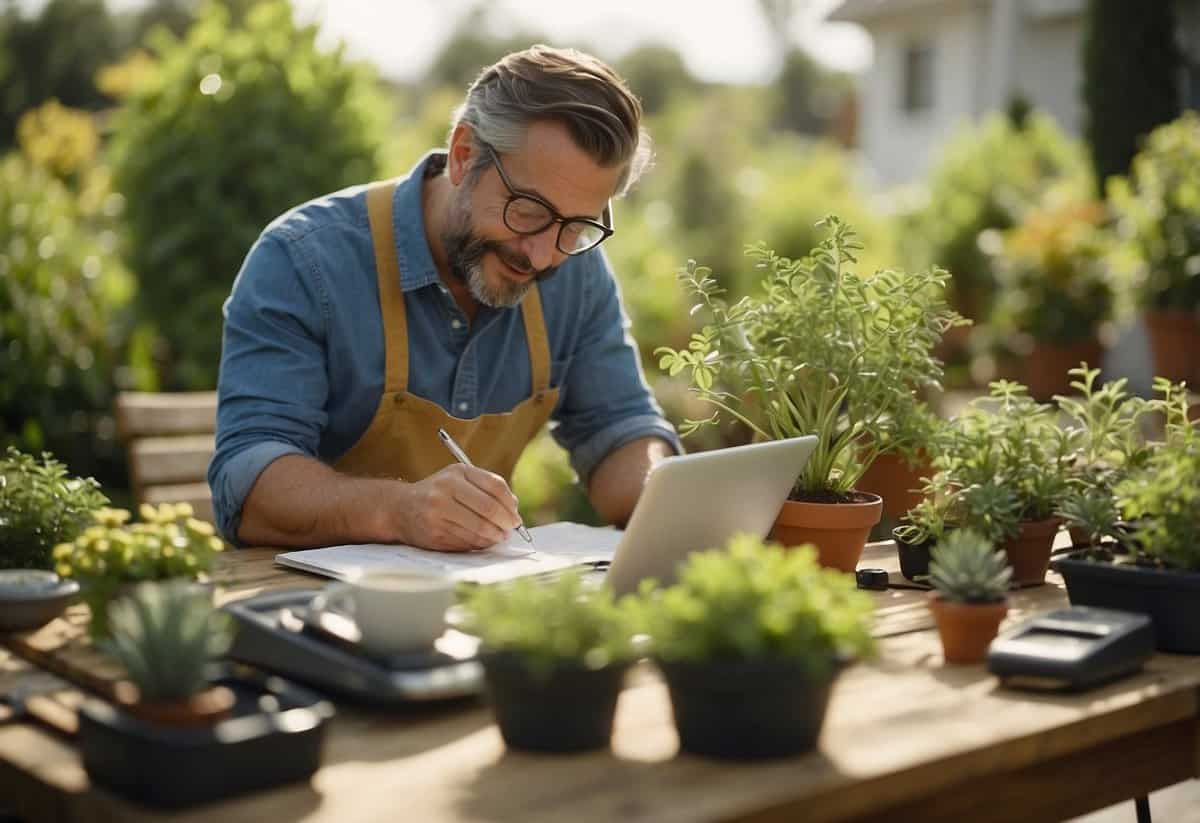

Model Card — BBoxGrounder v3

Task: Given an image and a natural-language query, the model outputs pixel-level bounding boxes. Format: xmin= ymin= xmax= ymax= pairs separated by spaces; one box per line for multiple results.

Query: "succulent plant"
xmin=100 ymin=581 xmax=235 ymax=703
xmin=928 ymin=530 xmax=1012 ymax=604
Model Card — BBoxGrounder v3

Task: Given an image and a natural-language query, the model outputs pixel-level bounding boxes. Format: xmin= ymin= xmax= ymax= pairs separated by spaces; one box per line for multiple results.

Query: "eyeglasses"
xmin=481 ymin=142 xmax=614 ymax=256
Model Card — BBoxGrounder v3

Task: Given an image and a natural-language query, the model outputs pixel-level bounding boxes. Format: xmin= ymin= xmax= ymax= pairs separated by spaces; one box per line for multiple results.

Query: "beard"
xmin=440 ymin=195 xmax=557 ymax=308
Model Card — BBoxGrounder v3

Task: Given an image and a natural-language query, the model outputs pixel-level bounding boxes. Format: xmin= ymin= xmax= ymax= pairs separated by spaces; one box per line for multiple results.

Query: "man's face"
xmin=441 ymin=120 xmax=622 ymax=308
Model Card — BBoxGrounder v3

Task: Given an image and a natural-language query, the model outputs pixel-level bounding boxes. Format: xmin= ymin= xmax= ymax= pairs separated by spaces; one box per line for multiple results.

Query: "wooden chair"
xmin=114 ymin=391 xmax=218 ymax=524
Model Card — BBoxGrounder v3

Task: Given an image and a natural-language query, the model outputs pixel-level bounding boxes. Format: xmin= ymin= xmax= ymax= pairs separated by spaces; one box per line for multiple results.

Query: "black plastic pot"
xmin=78 ymin=668 xmax=333 ymax=809
xmin=481 ymin=653 xmax=629 ymax=752
xmin=1053 ymin=552 xmax=1200 ymax=654
xmin=892 ymin=529 xmax=933 ymax=582
xmin=657 ymin=656 xmax=843 ymax=759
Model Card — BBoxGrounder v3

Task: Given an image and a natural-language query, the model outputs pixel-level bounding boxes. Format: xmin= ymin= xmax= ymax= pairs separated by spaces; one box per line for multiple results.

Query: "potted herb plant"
xmin=1053 ymin=379 xmax=1200 ymax=653
xmin=1108 ymin=113 xmax=1200 ymax=386
xmin=657 ymin=217 xmax=963 ymax=572
xmin=985 ymin=196 xmax=1115 ymax=400
xmin=901 ymin=381 xmax=1073 ymax=585
xmin=636 ymin=533 xmax=874 ymax=759
xmin=52 ymin=502 xmax=225 ymax=638
xmin=79 ymin=580 xmax=333 ymax=808
xmin=461 ymin=571 xmax=639 ymax=753
xmin=856 ymin=403 xmax=943 ymax=528
xmin=0 ymin=446 xmax=107 ymax=570
xmin=927 ymin=530 xmax=1012 ymax=664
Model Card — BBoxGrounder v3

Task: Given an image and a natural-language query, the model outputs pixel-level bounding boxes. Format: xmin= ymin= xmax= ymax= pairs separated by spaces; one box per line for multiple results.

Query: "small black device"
xmin=987 ymin=606 xmax=1154 ymax=692
xmin=855 ymin=568 xmax=890 ymax=591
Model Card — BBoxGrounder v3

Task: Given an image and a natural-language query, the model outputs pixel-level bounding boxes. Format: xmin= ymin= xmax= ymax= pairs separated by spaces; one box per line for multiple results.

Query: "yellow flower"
xmin=174 ymin=502 xmax=195 ymax=519
xmin=52 ymin=543 xmax=72 ymax=560
xmin=55 ymin=563 xmax=71 ymax=577
xmin=186 ymin=518 xmax=214 ymax=537
xmin=138 ymin=502 xmax=158 ymax=523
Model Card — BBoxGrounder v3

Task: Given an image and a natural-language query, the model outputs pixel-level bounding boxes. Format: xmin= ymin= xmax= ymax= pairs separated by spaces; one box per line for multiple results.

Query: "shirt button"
xmin=451 ymin=319 xmax=462 ymax=329
xmin=458 ymin=402 xmax=468 ymax=412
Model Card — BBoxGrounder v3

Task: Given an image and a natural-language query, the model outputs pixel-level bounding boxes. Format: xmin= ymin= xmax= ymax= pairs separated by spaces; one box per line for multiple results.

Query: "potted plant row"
xmin=79 ymin=581 xmax=333 ymax=808
xmin=657 ymin=216 xmax=964 ymax=572
xmin=1053 ymin=378 xmax=1200 ymax=653
xmin=53 ymin=502 xmax=225 ymax=637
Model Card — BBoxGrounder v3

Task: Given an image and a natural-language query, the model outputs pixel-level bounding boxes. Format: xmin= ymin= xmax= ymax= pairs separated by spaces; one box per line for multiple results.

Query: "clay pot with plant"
xmin=1108 ymin=113 xmax=1200 ymax=386
xmin=635 ymin=533 xmax=875 ymax=759
xmin=983 ymin=196 xmax=1116 ymax=401
xmin=905 ymin=381 xmax=1074 ymax=586
xmin=657 ymin=216 xmax=964 ymax=573
xmin=927 ymin=530 xmax=1012 ymax=664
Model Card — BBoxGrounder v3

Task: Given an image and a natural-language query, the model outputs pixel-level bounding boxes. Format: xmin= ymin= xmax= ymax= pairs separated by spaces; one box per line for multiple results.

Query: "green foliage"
xmin=421 ymin=6 xmax=545 ymax=91
xmin=1108 ymin=113 xmax=1200 ymax=311
xmin=987 ymin=196 xmax=1115 ymax=346
xmin=461 ymin=572 xmax=638 ymax=680
xmin=772 ymin=48 xmax=850 ymax=137
xmin=1116 ymin=379 xmax=1200 ymax=571
xmin=657 ymin=217 xmax=961 ymax=497
xmin=613 ymin=44 xmax=699 ymax=117
xmin=634 ymin=533 xmax=874 ymax=677
xmin=900 ymin=112 xmax=1092 ymax=322
xmin=0 ymin=447 xmax=108 ymax=570
xmin=928 ymin=529 xmax=1011 ymax=604
xmin=1082 ymin=0 xmax=1180 ymax=188
xmin=54 ymin=502 xmax=225 ymax=635
xmin=108 ymin=0 xmax=390 ymax=389
xmin=0 ymin=151 xmax=139 ymax=478
xmin=920 ymin=381 xmax=1074 ymax=543
xmin=101 ymin=580 xmax=234 ymax=702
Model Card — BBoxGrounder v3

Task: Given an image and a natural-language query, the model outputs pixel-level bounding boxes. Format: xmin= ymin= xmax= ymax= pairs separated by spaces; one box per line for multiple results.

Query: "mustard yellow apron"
xmin=333 ymin=181 xmax=559 ymax=482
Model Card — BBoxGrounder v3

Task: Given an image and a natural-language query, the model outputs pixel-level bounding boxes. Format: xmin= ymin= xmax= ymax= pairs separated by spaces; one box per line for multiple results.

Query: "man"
xmin=208 ymin=45 xmax=681 ymax=551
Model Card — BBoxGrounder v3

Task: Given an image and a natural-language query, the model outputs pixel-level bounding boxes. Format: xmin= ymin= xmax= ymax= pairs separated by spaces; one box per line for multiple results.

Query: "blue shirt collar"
xmin=392 ymin=150 xmax=447 ymax=293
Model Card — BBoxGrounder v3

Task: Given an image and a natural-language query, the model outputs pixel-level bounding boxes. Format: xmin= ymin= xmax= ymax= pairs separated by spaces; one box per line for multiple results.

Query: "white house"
xmin=830 ymin=0 xmax=1200 ymax=186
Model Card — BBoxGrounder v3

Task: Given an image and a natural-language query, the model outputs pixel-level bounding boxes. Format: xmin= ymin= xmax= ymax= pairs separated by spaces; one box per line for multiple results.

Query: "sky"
xmin=62 ymin=0 xmax=873 ymax=85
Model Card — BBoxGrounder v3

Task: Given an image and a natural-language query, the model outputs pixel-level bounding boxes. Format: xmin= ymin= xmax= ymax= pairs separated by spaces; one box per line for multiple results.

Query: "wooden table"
xmin=2 ymin=542 xmax=1198 ymax=823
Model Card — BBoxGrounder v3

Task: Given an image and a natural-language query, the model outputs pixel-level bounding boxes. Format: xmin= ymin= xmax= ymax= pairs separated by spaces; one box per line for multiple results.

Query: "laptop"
xmin=604 ymin=435 xmax=817 ymax=595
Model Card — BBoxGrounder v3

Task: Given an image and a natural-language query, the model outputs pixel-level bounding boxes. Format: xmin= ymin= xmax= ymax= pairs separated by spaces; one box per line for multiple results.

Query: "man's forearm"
xmin=236 ymin=454 xmax=400 ymax=548
xmin=587 ymin=436 xmax=674 ymax=527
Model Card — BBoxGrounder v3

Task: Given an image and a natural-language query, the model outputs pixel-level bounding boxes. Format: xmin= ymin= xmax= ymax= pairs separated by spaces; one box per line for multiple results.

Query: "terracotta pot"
xmin=1004 ymin=339 xmax=1104 ymax=402
xmin=770 ymin=494 xmax=883 ymax=573
xmin=117 ymin=684 xmax=236 ymax=728
xmin=1001 ymin=518 xmax=1062 ymax=586
xmin=1144 ymin=308 xmax=1200 ymax=385
xmin=927 ymin=594 xmax=1008 ymax=664
xmin=856 ymin=452 xmax=932 ymax=521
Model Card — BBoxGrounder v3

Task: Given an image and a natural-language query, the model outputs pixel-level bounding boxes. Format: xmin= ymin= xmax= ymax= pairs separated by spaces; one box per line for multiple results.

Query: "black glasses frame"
xmin=481 ymin=142 xmax=614 ymax=256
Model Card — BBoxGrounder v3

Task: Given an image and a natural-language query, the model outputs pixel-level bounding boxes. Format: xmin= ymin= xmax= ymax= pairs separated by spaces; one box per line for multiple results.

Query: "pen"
xmin=437 ymin=427 xmax=534 ymax=544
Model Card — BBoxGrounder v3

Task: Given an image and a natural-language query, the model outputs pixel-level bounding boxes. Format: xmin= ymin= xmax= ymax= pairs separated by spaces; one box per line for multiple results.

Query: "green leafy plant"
xmin=635 ymin=533 xmax=874 ymax=679
xmin=101 ymin=580 xmax=234 ymax=702
xmin=1115 ymin=379 xmax=1200 ymax=571
xmin=108 ymin=0 xmax=390 ymax=389
xmin=987 ymin=196 xmax=1115 ymax=347
xmin=928 ymin=529 xmax=1012 ymax=604
xmin=1108 ymin=113 xmax=1200 ymax=312
xmin=657 ymin=217 xmax=962 ymax=499
xmin=53 ymin=502 xmax=225 ymax=636
xmin=0 ymin=446 xmax=107 ymax=569
xmin=461 ymin=571 xmax=638 ymax=680
xmin=915 ymin=381 xmax=1074 ymax=544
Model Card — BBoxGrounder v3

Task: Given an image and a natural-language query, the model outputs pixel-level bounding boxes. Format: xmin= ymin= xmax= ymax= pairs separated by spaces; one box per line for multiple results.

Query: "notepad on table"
xmin=274 ymin=521 xmax=621 ymax=585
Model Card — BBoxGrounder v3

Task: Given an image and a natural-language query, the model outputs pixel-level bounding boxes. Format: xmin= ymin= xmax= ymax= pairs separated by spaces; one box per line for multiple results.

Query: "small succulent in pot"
xmin=927 ymin=530 xmax=1012 ymax=664
xmin=101 ymin=580 xmax=237 ymax=727
xmin=53 ymin=503 xmax=225 ymax=638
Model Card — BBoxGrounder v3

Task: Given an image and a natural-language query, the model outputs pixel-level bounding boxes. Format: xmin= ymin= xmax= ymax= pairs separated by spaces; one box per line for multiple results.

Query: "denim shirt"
xmin=208 ymin=151 xmax=681 ymax=541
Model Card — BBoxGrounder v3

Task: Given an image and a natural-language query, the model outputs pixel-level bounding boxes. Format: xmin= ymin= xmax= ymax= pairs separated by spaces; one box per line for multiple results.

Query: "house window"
xmin=901 ymin=43 xmax=935 ymax=113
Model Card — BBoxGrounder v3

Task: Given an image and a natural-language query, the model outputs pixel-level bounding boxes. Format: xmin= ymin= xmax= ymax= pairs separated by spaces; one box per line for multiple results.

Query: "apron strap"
xmin=366 ymin=181 xmax=409 ymax=395
xmin=520 ymin=285 xmax=552 ymax=396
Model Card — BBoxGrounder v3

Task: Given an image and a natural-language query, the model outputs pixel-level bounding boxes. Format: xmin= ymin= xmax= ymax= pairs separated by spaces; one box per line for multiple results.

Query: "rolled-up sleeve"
xmin=207 ymin=232 xmax=331 ymax=541
xmin=550 ymin=252 xmax=682 ymax=484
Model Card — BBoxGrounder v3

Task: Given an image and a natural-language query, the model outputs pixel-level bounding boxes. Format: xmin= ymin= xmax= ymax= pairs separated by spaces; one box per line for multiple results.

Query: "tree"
xmin=614 ymin=44 xmax=698 ymax=116
xmin=1082 ymin=0 xmax=1181 ymax=187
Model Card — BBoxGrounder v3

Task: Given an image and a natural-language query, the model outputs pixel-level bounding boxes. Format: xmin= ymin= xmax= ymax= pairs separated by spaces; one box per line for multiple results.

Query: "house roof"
xmin=828 ymin=0 xmax=974 ymax=24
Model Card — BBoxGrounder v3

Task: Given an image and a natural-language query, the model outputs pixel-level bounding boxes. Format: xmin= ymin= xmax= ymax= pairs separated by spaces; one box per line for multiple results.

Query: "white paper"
xmin=274 ymin=522 xmax=622 ymax=585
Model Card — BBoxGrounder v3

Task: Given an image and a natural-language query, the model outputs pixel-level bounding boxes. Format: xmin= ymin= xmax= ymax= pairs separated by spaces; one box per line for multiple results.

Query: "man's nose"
xmin=520 ymin=225 xmax=560 ymax=272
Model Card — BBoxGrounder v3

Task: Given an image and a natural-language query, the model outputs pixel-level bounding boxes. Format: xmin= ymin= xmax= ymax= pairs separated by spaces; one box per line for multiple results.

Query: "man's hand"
xmin=393 ymin=464 xmax=522 ymax=552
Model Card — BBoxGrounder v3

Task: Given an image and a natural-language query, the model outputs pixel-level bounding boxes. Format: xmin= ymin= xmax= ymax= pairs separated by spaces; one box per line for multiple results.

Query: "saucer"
xmin=0 ymin=570 xmax=81 ymax=631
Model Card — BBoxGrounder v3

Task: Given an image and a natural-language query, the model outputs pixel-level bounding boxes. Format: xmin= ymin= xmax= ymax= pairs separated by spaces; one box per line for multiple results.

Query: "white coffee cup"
xmin=311 ymin=571 xmax=454 ymax=656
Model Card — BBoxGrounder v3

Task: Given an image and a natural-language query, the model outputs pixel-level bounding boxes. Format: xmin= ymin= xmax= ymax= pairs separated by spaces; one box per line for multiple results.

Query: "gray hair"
xmin=449 ymin=45 xmax=653 ymax=197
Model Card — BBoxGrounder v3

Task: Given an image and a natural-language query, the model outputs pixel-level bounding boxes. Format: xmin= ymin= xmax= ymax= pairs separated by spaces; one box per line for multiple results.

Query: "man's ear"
xmin=447 ymin=124 xmax=476 ymax=186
